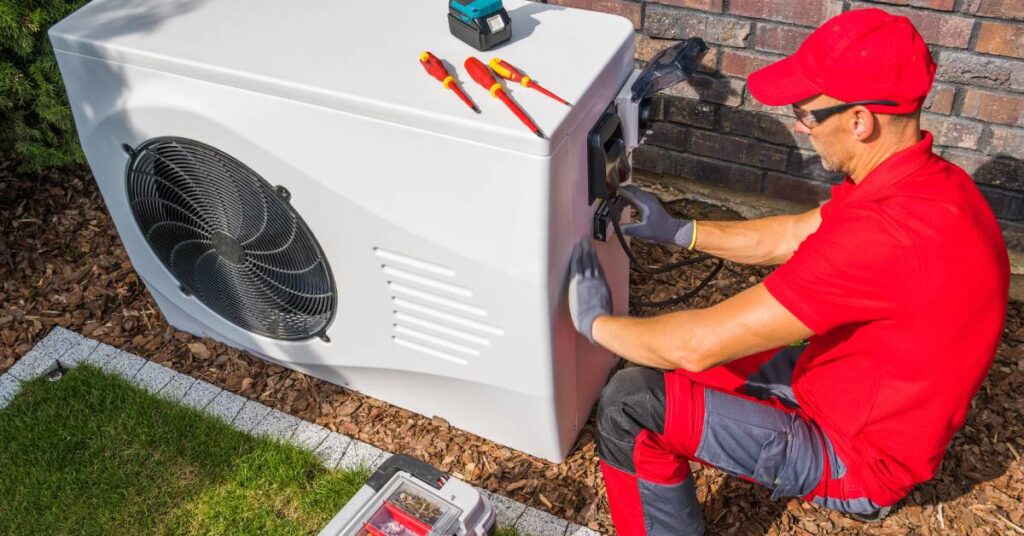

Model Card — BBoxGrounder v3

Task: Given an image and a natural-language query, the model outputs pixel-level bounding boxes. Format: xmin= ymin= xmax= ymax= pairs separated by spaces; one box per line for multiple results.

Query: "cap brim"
xmin=747 ymin=55 xmax=821 ymax=107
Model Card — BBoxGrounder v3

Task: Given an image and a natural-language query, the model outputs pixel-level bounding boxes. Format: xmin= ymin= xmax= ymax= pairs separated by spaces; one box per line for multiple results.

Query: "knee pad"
xmin=596 ymin=366 xmax=667 ymax=472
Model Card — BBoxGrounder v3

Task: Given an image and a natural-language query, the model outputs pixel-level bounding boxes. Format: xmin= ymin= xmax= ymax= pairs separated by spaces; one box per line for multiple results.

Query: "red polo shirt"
xmin=764 ymin=131 xmax=1009 ymax=505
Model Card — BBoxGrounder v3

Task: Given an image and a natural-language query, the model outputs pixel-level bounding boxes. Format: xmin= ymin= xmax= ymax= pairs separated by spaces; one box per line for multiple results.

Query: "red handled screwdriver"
xmin=489 ymin=58 xmax=571 ymax=107
xmin=420 ymin=51 xmax=479 ymax=113
xmin=464 ymin=57 xmax=544 ymax=138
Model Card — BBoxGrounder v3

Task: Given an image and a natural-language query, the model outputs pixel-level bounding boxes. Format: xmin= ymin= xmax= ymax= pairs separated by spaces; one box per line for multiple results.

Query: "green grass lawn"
xmin=0 ymin=365 xmax=521 ymax=535
xmin=0 ymin=364 xmax=368 ymax=535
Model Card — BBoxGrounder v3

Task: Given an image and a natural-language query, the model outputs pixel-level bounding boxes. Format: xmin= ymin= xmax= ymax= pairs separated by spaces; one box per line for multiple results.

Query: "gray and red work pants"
xmin=596 ymin=345 xmax=891 ymax=536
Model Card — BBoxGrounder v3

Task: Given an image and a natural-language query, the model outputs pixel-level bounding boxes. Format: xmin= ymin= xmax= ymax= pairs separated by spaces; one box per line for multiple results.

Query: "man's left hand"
xmin=568 ymin=239 xmax=612 ymax=344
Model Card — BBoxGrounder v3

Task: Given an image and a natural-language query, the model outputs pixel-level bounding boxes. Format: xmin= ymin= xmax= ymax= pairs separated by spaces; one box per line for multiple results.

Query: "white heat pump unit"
xmin=50 ymin=0 xmax=704 ymax=462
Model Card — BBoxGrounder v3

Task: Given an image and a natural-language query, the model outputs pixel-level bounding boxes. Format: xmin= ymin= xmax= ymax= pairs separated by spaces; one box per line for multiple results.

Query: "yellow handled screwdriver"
xmin=489 ymin=58 xmax=572 ymax=107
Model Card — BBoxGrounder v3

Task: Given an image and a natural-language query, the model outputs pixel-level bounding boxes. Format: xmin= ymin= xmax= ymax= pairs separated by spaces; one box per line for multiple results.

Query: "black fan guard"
xmin=124 ymin=137 xmax=336 ymax=341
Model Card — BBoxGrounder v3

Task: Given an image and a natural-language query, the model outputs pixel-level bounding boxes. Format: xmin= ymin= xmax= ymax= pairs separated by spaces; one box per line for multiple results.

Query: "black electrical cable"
xmin=609 ymin=197 xmax=724 ymax=308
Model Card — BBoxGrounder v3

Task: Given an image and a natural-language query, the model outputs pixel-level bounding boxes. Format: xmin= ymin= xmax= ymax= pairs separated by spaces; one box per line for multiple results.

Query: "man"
xmin=567 ymin=8 xmax=1009 ymax=536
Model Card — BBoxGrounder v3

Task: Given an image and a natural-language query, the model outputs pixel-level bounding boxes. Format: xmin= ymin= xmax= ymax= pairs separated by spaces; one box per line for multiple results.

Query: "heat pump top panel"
xmin=49 ymin=0 xmax=635 ymax=157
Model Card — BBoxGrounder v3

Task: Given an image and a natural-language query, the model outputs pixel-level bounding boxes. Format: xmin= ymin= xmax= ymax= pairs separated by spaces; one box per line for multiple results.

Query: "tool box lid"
xmin=49 ymin=0 xmax=635 ymax=157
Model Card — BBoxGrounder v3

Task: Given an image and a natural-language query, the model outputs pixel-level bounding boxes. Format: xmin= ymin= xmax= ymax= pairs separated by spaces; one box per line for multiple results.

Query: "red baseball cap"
xmin=748 ymin=8 xmax=936 ymax=114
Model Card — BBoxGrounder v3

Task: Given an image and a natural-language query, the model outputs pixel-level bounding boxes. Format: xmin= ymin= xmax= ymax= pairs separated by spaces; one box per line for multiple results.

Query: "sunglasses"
xmin=792 ymin=100 xmax=900 ymax=129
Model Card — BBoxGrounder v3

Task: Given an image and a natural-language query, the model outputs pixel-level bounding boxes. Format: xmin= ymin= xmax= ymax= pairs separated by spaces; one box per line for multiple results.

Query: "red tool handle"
xmin=419 ymin=51 xmax=449 ymax=82
xmin=491 ymin=57 xmax=571 ymax=106
xmin=465 ymin=57 xmax=544 ymax=138
xmin=422 ymin=51 xmax=479 ymax=112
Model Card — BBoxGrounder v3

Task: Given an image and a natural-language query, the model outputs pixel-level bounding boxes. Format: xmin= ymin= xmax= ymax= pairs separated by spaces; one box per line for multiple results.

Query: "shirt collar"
xmin=838 ymin=130 xmax=936 ymax=201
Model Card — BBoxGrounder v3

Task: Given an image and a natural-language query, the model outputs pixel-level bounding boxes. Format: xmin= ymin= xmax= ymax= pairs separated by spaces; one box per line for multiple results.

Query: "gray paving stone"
xmin=515 ymin=505 xmax=569 ymax=536
xmin=57 ymin=337 xmax=100 ymax=368
xmin=290 ymin=421 xmax=332 ymax=452
xmin=133 ymin=362 xmax=177 ymax=393
xmin=338 ymin=440 xmax=385 ymax=471
xmin=205 ymin=390 xmax=247 ymax=424
xmin=157 ymin=373 xmax=197 ymax=403
xmin=371 ymin=452 xmax=392 ymax=472
xmin=101 ymin=350 xmax=147 ymax=380
xmin=0 ymin=374 xmax=21 ymax=410
xmin=251 ymin=409 xmax=302 ymax=441
xmin=564 ymin=523 xmax=602 ymax=536
xmin=313 ymin=432 xmax=352 ymax=469
xmin=5 ymin=327 xmax=80 ymax=380
xmin=180 ymin=381 xmax=222 ymax=411
xmin=231 ymin=399 xmax=272 ymax=433
xmin=82 ymin=343 xmax=120 ymax=369
xmin=481 ymin=490 xmax=527 ymax=528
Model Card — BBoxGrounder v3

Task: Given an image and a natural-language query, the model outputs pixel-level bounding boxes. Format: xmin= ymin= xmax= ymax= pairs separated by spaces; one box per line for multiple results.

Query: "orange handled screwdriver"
xmin=420 ymin=51 xmax=479 ymax=113
xmin=464 ymin=57 xmax=544 ymax=138
xmin=489 ymin=58 xmax=571 ymax=107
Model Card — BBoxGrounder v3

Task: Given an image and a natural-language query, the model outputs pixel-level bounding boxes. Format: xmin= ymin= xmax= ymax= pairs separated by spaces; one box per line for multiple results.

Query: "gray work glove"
xmin=615 ymin=184 xmax=696 ymax=249
xmin=568 ymin=240 xmax=612 ymax=344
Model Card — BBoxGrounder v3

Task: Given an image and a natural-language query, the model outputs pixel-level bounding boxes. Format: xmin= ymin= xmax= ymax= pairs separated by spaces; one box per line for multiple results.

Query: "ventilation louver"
xmin=125 ymin=137 xmax=335 ymax=341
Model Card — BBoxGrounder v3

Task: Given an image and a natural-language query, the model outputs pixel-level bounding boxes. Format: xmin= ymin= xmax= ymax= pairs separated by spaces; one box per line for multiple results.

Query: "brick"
xmin=850 ymin=3 xmax=973 ymax=48
xmin=546 ymin=0 xmax=641 ymax=28
xmin=923 ymin=84 xmax=956 ymax=115
xmin=514 ymin=505 xmax=570 ymax=536
xmin=961 ymin=88 xmax=1024 ymax=125
xmin=157 ymin=373 xmax=197 ymax=403
xmin=942 ymin=149 xmax=1024 ymax=190
xmin=675 ymin=152 xmax=765 ymax=192
xmin=313 ymin=433 xmax=353 ymax=469
xmin=652 ymin=0 xmax=724 ymax=12
xmin=338 ymin=441 xmax=386 ymax=471
xmin=231 ymin=399 xmax=272 ymax=433
xmin=252 ymin=409 xmax=303 ymax=441
xmin=657 ymin=96 xmax=718 ymax=128
xmin=764 ymin=173 xmax=834 ymax=205
xmin=661 ymin=73 xmax=744 ymax=106
xmin=754 ymin=23 xmax=812 ymax=55
xmin=180 ymin=381 xmax=222 ymax=411
xmin=935 ymin=50 xmax=1024 ymax=92
xmin=644 ymin=121 xmax=689 ymax=151
xmin=965 ymin=0 xmax=1024 ymax=21
xmin=989 ymin=126 xmax=1024 ymax=159
xmin=0 ymin=374 xmax=21 ymax=410
xmin=633 ymin=144 xmax=681 ymax=176
xmin=719 ymin=49 xmax=780 ymax=79
xmin=58 ymin=338 xmax=100 ymax=369
xmin=687 ymin=129 xmax=791 ymax=171
xmin=720 ymin=107 xmax=811 ymax=148
xmin=133 ymin=361 xmax=177 ymax=393
xmin=634 ymin=35 xmax=718 ymax=72
xmin=7 ymin=326 xmax=82 ymax=380
xmin=729 ymin=0 xmax=843 ymax=28
xmin=788 ymin=149 xmax=846 ymax=180
xmin=480 ymin=490 xmax=528 ymax=527
xmin=291 ymin=421 xmax=332 ymax=452
xmin=741 ymin=87 xmax=782 ymax=114
xmin=979 ymin=185 xmax=1024 ymax=220
xmin=921 ymin=114 xmax=983 ymax=149
xmin=645 ymin=4 xmax=751 ymax=47
xmin=864 ymin=0 xmax=955 ymax=9
xmin=206 ymin=390 xmax=247 ymax=424
xmin=82 ymin=342 xmax=120 ymax=369
xmin=565 ymin=524 xmax=603 ymax=536
xmin=101 ymin=351 xmax=147 ymax=380
xmin=976 ymin=22 xmax=1024 ymax=60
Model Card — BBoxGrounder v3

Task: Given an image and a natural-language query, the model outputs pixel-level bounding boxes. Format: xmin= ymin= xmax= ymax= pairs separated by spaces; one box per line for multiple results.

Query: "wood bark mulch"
xmin=2 ymin=161 xmax=1022 ymax=535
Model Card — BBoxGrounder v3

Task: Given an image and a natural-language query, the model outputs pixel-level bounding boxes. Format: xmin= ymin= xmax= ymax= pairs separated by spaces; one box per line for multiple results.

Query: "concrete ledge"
xmin=4 ymin=327 xmax=604 ymax=536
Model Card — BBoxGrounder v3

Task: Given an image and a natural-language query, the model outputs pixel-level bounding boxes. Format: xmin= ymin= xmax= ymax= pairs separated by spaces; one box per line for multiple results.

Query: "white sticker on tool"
xmin=487 ymin=15 xmax=505 ymax=32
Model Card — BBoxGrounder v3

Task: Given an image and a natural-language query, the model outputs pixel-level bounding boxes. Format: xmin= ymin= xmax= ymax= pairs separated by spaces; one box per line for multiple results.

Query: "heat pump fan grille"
xmin=125 ymin=137 xmax=336 ymax=341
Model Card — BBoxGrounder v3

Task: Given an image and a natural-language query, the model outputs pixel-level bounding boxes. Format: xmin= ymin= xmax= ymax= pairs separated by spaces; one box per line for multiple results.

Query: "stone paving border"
xmin=0 ymin=327 xmax=602 ymax=536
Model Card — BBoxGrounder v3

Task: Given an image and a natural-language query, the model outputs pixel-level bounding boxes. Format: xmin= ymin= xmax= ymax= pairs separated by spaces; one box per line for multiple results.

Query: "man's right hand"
xmin=614 ymin=185 xmax=696 ymax=249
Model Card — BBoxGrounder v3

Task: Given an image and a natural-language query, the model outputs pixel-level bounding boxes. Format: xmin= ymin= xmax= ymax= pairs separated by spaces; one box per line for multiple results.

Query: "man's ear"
xmin=850 ymin=107 xmax=876 ymax=141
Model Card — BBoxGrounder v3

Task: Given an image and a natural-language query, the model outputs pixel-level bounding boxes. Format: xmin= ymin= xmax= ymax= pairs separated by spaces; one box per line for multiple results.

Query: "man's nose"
xmin=793 ymin=120 xmax=812 ymax=135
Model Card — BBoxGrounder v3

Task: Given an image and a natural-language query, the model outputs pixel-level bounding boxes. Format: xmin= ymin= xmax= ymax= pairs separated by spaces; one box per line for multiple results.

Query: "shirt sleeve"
xmin=764 ymin=203 xmax=914 ymax=335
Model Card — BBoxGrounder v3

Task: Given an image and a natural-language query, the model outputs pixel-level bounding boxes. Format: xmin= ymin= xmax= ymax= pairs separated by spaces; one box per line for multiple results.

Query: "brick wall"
xmin=540 ymin=0 xmax=1024 ymax=228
